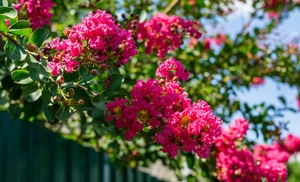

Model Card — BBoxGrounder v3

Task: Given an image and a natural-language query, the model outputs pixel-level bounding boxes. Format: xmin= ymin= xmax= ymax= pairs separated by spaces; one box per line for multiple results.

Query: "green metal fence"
xmin=0 ymin=112 xmax=162 ymax=182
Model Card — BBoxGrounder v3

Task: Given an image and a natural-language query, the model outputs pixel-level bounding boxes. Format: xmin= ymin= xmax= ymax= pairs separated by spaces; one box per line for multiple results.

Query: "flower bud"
xmin=77 ymin=99 xmax=84 ymax=105
xmin=53 ymin=96 xmax=60 ymax=102
xmin=68 ymin=88 xmax=75 ymax=97
xmin=117 ymin=44 xmax=125 ymax=53
xmin=63 ymin=27 xmax=72 ymax=37
xmin=56 ymin=75 xmax=64 ymax=85
xmin=64 ymin=100 xmax=70 ymax=107
xmin=99 ymin=63 xmax=109 ymax=71
xmin=35 ymin=54 xmax=41 ymax=61
xmin=90 ymin=69 xmax=98 ymax=76
xmin=26 ymin=43 xmax=37 ymax=52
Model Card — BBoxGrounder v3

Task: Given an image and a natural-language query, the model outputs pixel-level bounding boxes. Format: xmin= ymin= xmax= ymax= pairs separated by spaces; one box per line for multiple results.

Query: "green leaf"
xmin=0 ymin=0 xmax=8 ymax=7
xmin=186 ymin=153 xmax=195 ymax=169
xmin=8 ymin=103 xmax=22 ymax=118
xmin=196 ymin=0 xmax=205 ymax=7
xmin=278 ymin=96 xmax=286 ymax=105
xmin=4 ymin=40 xmax=26 ymax=61
xmin=0 ymin=7 xmax=17 ymax=19
xmin=8 ymin=20 xmax=32 ymax=36
xmin=87 ymin=108 xmax=105 ymax=118
xmin=11 ymin=69 xmax=33 ymax=84
xmin=42 ymin=102 xmax=56 ymax=122
xmin=103 ymin=74 xmax=123 ymax=98
xmin=91 ymin=94 xmax=106 ymax=110
xmin=139 ymin=10 xmax=147 ymax=22
xmin=0 ymin=18 xmax=8 ymax=32
xmin=22 ymin=84 xmax=42 ymax=102
xmin=55 ymin=105 xmax=74 ymax=120
xmin=29 ymin=28 xmax=49 ymax=48
xmin=29 ymin=68 xmax=44 ymax=81
xmin=26 ymin=54 xmax=39 ymax=68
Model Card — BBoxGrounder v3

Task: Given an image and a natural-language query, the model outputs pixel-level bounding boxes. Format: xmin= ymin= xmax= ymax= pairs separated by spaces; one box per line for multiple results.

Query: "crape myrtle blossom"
xmin=251 ymin=76 xmax=265 ymax=86
xmin=214 ymin=118 xmax=261 ymax=182
xmin=215 ymin=118 xmax=300 ymax=182
xmin=15 ymin=0 xmax=54 ymax=29
xmin=47 ymin=10 xmax=137 ymax=76
xmin=106 ymin=58 xmax=222 ymax=158
xmin=137 ymin=13 xmax=202 ymax=58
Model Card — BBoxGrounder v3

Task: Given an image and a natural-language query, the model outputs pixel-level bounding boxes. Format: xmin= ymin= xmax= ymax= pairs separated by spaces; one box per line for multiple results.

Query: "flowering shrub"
xmin=106 ymin=58 xmax=222 ymax=158
xmin=1 ymin=0 xmax=300 ymax=181
xmin=216 ymin=118 xmax=300 ymax=182
xmin=48 ymin=10 xmax=137 ymax=76
xmin=137 ymin=13 xmax=202 ymax=58
xmin=15 ymin=0 xmax=54 ymax=29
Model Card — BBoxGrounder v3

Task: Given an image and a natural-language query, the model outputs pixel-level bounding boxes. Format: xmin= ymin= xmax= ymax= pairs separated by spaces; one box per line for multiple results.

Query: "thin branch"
xmin=0 ymin=32 xmax=20 ymax=46
xmin=163 ymin=0 xmax=180 ymax=14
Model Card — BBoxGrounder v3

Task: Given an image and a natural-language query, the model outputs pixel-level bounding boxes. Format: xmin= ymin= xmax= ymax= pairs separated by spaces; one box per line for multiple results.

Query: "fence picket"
xmin=0 ymin=112 xmax=162 ymax=182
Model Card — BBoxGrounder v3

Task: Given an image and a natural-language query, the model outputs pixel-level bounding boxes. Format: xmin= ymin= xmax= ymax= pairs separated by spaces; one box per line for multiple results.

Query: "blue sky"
xmin=219 ymin=1 xmax=300 ymax=141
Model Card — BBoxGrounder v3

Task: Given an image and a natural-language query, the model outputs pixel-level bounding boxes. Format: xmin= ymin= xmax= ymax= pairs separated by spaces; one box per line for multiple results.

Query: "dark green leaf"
xmin=8 ymin=20 xmax=32 ymax=36
xmin=278 ymin=96 xmax=286 ymax=105
xmin=91 ymin=94 xmax=106 ymax=110
xmin=55 ymin=105 xmax=74 ymax=120
xmin=103 ymin=74 xmax=123 ymax=98
xmin=29 ymin=28 xmax=49 ymax=48
xmin=22 ymin=84 xmax=42 ymax=102
xmin=0 ymin=0 xmax=8 ymax=7
xmin=196 ymin=0 xmax=205 ymax=7
xmin=8 ymin=103 xmax=22 ymax=118
xmin=42 ymin=102 xmax=56 ymax=122
xmin=186 ymin=153 xmax=195 ymax=169
xmin=11 ymin=69 xmax=33 ymax=84
xmin=4 ymin=40 xmax=26 ymax=61
xmin=0 ymin=7 xmax=17 ymax=19
xmin=87 ymin=108 xmax=105 ymax=118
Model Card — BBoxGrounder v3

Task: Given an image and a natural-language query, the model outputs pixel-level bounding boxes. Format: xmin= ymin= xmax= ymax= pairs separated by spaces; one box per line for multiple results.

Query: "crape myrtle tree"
xmin=1 ymin=0 xmax=300 ymax=181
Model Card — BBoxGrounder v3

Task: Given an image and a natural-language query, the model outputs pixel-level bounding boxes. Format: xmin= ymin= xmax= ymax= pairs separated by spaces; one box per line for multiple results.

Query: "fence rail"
xmin=0 ymin=112 xmax=162 ymax=182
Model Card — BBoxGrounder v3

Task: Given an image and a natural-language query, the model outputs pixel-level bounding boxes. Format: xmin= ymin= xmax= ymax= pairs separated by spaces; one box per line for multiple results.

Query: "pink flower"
xmin=156 ymin=57 xmax=190 ymax=82
xmin=253 ymin=143 xmax=290 ymax=163
xmin=258 ymin=160 xmax=287 ymax=182
xmin=215 ymin=118 xmax=289 ymax=182
xmin=14 ymin=0 xmax=54 ymax=29
xmin=251 ymin=77 xmax=265 ymax=86
xmin=216 ymin=148 xmax=260 ymax=182
xmin=137 ymin=13 xmax=202 ymax=58
xmin=213 ymin=33 xmax=226 ymax=45
xmin=203 ymin=37 xmax=211 ymax=50
xmin=267 ymin=11 xmax=279 ymax=19
xmin=282 ymin=134 xmax=300 ymax=154
xmin=157 ymin=100 xmax=222 ymax=158
xmin=48 ymin=10 xmax=137 ymax=76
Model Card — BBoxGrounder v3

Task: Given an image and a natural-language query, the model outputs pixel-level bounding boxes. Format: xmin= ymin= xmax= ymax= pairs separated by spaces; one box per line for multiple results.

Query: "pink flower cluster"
xmin=14 ymin=0 xmax=54 ymax=29
xmin=156 ymin=57 xmax=190 ymax=82
xmin=195 ymin=34 xmax=226 ymax=51
xmin=215 ymin=118 xmax=261 ymax=182
xmin=106 ymin=57 xmax=222 ymax=158
xmin=215 ymin=118 xmax=300 ymax=182
xmin=137 ymin=13 xmax=202 ymax=58
xmin=264 ymin=0 xmax=286 ymax=9
xmin=47 ymin=10 xmax=137 ymax=76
